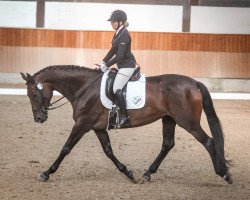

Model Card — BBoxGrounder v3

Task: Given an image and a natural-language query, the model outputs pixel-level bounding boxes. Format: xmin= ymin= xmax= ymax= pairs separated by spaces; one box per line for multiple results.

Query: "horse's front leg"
xmin=94 ymin=130 xmax=136 ymax=183
xmin=39 ymin=122 xmax=88 ymax=181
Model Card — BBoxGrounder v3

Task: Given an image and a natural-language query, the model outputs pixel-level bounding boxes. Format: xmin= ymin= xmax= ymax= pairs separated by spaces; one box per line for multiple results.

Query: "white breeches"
xmin=113 ymin=68 xmax=135 ymax=93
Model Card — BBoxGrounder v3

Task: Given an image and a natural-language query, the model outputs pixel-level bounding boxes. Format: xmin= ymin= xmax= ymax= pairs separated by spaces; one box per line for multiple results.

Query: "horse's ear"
xmin=20 ymin=73 xmax=27 ymax=81
xmin=25 ymin=73 xmax=35 ymax=84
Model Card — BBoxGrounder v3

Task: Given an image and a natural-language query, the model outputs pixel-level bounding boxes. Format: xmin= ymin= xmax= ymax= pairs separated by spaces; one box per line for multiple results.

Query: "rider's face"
xmin=111 ymin=21 xmax=119 ymax=30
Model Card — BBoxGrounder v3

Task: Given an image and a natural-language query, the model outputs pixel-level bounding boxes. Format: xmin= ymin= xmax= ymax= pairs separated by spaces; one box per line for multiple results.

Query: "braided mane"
xmin=33 ymin=65 xmax=100 ymax=77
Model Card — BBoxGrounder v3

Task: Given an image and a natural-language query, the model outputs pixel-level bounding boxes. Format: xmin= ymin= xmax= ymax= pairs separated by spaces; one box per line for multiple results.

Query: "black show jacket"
xmin=103 ymin=27 xmax=136 ymax=69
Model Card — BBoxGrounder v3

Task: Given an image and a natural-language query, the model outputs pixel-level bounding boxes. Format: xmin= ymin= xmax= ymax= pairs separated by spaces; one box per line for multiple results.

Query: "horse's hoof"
xmin=142 ymin=173 xmax=151 ymax=182
xmin=223 ymin=173 xmax=233 ymax=184
xmin=128 ymin=170 xmax=137 ymax=183
xmin=38 ymin=172 xmax=49 ymax=182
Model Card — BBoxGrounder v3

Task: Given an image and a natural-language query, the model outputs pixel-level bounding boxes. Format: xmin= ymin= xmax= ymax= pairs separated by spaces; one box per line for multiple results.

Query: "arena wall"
xmin=0 ymin=28 xmax=249 ymax=78
xmin=0 ymin=1 xmax=249 ymax=86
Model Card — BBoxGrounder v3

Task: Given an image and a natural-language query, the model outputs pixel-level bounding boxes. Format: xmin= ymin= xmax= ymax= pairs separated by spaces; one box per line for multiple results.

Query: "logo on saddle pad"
xmin=133 ymin=96 xmax=143 ymax=106
xmin=100 ymin=71 xmax=146 ymax=109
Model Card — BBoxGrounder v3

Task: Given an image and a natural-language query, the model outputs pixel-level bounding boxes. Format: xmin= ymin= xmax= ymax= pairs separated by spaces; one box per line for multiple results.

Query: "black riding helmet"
xmin=107 ymin=10 xmax=127 ymax=23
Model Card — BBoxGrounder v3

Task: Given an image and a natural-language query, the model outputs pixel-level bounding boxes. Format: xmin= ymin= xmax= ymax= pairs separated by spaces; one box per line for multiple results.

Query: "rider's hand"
xmin=99 ymin=61 xmax=108 ymax=73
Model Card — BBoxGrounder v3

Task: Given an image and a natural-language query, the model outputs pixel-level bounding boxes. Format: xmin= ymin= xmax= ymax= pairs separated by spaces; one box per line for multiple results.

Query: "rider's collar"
xmin=115 ymin=25 xmax=124 ymax=35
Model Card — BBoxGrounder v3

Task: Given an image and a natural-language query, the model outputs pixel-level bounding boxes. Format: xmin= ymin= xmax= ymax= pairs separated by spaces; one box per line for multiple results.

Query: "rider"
xmin=99 ymin=10 xmax=136 ymax=128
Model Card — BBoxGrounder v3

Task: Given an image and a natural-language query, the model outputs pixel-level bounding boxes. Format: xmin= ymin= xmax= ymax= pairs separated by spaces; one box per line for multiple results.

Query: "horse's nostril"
xmin=36 ymin=116 xmax=43 ymax=123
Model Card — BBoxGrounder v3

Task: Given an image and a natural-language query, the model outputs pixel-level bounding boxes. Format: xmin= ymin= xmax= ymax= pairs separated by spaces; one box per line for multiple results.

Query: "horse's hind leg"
xmin=39 ymin=122 xmax=87 ymax=181
xmin=143 ymin=115 xmax=176 ymax=181
xmin=190 ymin=125 xmax=232 ymax=183
xmin=94 ymin=130 xmax=136 ymax=183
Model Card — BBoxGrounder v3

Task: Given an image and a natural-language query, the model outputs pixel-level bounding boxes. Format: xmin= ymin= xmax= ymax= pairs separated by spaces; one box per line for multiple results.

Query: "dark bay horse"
xmin=21 ymin=65 xmax=232 ymax=184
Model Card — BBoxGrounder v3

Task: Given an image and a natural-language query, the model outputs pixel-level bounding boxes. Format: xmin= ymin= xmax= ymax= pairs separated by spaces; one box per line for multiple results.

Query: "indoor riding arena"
xmin=0 ymin=1 xmax=249 ymax=200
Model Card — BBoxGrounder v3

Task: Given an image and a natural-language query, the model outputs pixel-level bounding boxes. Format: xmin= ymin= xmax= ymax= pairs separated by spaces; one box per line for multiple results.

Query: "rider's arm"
xmin=103 ymin=45 xmax=116 ymax=63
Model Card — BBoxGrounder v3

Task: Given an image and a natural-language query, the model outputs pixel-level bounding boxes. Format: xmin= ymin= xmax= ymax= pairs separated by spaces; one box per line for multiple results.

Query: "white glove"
xmin=99 ymin=61 xmax=108 ymax=73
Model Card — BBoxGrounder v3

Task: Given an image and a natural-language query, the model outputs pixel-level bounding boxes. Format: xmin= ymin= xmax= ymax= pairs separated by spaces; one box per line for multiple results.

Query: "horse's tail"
xmin=196 ymin=81 xmax=229 ymax=172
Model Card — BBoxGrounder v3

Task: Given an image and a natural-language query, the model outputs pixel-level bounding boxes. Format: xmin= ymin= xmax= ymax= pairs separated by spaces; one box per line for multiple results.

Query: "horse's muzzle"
xmin=34 ymin=110 xmax=48 ymax=123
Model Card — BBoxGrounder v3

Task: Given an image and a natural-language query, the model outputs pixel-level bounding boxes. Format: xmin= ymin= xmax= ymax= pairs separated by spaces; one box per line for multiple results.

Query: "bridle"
xmin=29 ymin=84 xmax=50 ymax=114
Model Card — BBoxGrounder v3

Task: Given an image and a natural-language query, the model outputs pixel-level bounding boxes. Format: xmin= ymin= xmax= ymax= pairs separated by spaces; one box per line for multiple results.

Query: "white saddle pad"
xmin=100 ymin=70 xmax=146 ymax=109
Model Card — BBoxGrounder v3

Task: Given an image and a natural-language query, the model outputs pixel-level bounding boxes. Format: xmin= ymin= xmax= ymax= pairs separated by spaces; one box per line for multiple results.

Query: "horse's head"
xmin=21 ymin=73 xmax=53 ymax=123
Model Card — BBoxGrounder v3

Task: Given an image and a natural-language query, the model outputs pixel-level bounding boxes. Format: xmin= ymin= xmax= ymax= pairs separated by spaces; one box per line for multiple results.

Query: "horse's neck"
xmin=37 ymin=71 xmax=94 ymax=101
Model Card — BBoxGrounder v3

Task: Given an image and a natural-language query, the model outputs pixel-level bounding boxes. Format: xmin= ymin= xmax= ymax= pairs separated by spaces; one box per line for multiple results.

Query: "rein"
xmin=44 ymin=64 xmax=159 ymax=111
xmin=47 ymin=96 xmax=68 ymax=110
xmin=46 ymin=73 xmax=103 ymax=111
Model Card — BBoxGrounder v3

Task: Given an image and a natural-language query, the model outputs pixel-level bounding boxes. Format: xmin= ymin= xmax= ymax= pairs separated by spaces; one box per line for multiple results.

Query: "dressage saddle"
xmin=105 ymin=67 xmax=141 ymax=104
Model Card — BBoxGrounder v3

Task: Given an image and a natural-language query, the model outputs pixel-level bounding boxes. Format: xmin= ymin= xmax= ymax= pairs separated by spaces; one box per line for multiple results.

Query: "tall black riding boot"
xmin=115 ymin=89 xmax=129 ymax=128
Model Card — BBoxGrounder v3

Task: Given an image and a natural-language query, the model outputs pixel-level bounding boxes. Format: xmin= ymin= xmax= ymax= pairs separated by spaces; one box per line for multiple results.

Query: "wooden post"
xmin=36 ymin=0 xmax=45 ymax=28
